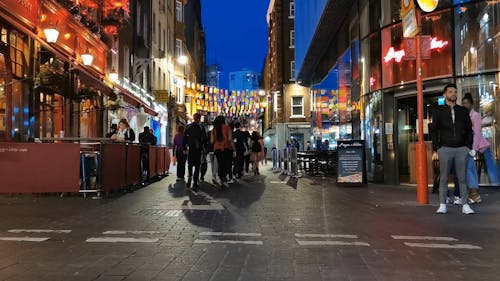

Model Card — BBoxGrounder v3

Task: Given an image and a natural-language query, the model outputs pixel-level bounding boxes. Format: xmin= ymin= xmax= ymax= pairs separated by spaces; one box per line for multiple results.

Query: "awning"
xmin=113 ymin=84 xmax=158 ymax=116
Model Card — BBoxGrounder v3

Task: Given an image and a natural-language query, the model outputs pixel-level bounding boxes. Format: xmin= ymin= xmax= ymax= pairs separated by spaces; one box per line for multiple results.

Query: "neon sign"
xmin=384 ymin=37 xmax=448 ymax=63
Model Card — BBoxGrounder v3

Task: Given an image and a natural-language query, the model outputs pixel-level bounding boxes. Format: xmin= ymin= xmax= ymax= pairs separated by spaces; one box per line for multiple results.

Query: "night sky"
xmin=201 ymin=0 xmax=269 ymax=89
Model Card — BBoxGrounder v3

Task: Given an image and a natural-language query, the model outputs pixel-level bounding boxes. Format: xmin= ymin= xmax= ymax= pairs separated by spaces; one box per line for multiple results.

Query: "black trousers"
xmin=176 ymin=151 xmax=187 ymax=179
xmin=188 ymin=150 xmax=202 ymax=187
xmin=215 ymin=149 xmax=233 ymax=182
xmin=234 ymin=150 xmax=245 ymax=177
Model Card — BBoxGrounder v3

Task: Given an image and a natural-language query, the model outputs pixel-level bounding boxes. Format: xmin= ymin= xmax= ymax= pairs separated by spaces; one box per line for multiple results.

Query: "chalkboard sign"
xmin=337 ymin=140 xmax=367 ymax=185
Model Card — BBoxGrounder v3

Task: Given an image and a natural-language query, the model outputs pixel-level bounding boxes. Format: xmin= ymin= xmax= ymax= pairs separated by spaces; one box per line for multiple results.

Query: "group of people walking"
xmin=431 ymin=83 xmax=499 ymax=215
xmin=172 ymin=113 xmax=264 ymax=192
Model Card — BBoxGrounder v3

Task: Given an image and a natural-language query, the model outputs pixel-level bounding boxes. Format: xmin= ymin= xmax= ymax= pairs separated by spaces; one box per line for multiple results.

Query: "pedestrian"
xmin=207 ymin=129 xmax=219 ymax=185
xmin=113 ymin=118 xmax=135 ymax=142
xmin=139 ymin=126 xmax=156 ymax=178
xmin=212 ymin=115 xmax=236 ymax=188
xmin=431 ymin=83 xmax=475 ymax=214
xmin=182 ymin=113 xmax=207 ymax=192
xmin=139 ymin=126 xmax=156 ymax=144
xmin=232 ymin=122 xmax=247 ymax=178
xmin=243 ymin=129 xmax=251 ymax=174
xmin=199 ymin=122 xmax=209 ymax=182
xmin=173 ymin=125 xmax=186 ymax=181
xmin=149 ymin=128 xmax=157 ymax=145
xmin=462 ymin=93 xmax=499 ymax=203
xmin=262 ymin=144 xmax=268 ymax=165
xmin=251 ymin=131 xmax=262 ymax=175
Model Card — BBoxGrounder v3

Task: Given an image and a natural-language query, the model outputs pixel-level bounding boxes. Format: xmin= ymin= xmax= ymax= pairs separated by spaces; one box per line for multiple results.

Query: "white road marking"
xmin=391 ymin=235 xmax=458 ymax=241
xmin=0 ymin=237 xmax=50 ymax=242
xmin=102 ymin=230 xmax=164 ymax=235
xmin=270 ymin=181 xmax=287 ymax=184
xmin=404 ymin=242 xmax=481 ymax=250
xmin=295 ymin=234 xmax=358 ymax=239
xmin=8 ymin=229 xmax=71 ymax=234
xmin=86 ymin=237 xmax=159 ymax=243
xmin=180 ymin=204 xmax=225 ymax=210
xmin=194 ymin=239 xmax=263 ymax=245
xmin=165 ymin=210 xmax=182 ymax=217
xmin=296 ymin=240 xmax=370 ymax=246
xmin=199 ymin=232 xmax=262 ymax=237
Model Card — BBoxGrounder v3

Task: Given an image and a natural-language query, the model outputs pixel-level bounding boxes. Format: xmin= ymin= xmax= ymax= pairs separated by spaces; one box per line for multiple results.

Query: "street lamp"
xmin=81 ymin=48 xmax=94 ymax=66
xmin=43 ymin=27 xmax=59 ymax=43
xmin=108 ymin=69 xmax=119 ymax=83
xmin=177 ymin=55 xmax=188 ymax=65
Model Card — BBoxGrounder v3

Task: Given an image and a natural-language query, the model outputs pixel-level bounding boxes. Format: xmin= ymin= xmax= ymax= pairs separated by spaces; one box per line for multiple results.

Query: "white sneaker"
xmin=445 ymin=197 xmax=452 ymax=204
xmin=453 ymin=197 xmax=462 ymax=205
xmin=436 ymin=204 xmax=447 ymax=214
xmin=462 ymin=204 xmax=475 ymax=215
xmin=228 ymin=179 xmax=235 ymax=184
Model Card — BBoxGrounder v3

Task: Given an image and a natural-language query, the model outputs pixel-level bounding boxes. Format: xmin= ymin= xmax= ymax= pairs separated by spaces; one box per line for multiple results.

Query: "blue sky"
xmin=201 ymin=0 xmax=269 ymax=89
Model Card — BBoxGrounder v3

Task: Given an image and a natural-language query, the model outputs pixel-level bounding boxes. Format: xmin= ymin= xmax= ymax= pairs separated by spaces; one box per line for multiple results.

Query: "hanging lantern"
xmin=43 ymin=27 xmax=59 ymax=43
xmin=81 ymin=48 xmax=94 ymax=66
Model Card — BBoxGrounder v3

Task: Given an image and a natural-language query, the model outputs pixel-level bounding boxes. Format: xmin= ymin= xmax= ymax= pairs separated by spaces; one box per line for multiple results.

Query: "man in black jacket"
xmin=183 ymin=113 xmax=206 ymax=192
xmin=431 ymin=83 xmax=475 ymax=214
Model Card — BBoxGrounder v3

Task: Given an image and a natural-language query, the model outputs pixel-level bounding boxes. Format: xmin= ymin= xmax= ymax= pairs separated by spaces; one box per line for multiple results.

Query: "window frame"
xmin=289 ymin=1 xmax=295 ymax=18
xmin=290 ymin=60 xmax=296 ymax=81
xmin=291 ymin=96 xmax=304 ymax=118
xmin=289 ymin=29 xmax=295 ymax=48
xmin=176 ymin=1 xmax=183 ymax=22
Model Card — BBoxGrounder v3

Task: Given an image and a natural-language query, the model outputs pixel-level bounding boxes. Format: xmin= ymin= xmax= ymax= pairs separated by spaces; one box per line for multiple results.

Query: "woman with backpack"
xmin=211 ymin=116 xmax=236 ymax=188
xmin=251 ymin=131 xmax=262 ymax=175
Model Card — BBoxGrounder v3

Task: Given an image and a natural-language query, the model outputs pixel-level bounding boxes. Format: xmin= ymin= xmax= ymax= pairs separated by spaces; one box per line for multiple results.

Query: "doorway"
xmin=396 ymin=93 xmax=442 ymax=183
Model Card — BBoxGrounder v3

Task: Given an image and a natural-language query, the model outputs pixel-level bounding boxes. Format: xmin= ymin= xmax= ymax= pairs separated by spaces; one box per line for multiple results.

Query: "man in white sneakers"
xmin=430 ymin=83 xmax=475 ymax=214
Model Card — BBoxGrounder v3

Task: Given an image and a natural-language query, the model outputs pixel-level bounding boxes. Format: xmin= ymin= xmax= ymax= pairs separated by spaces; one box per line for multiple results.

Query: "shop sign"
xmin=416 ymin=0 xmax=439 ymax=12
xmin=401 ymin=0 xmax=418 ymax=38
xmin=153 ymin=90 xmax=170 ymax=103
xmin=0 ymin=0 xmax=39 ymax=28
xmin=337 ymin=140 xmax=367 ymax=186
xmin=384 ymin=37 xmax=448 ymax=63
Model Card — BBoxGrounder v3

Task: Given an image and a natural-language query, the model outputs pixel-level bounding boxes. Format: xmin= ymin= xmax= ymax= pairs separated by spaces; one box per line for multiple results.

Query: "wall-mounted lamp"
xmin=43 ymin=27 xmax=60 ymax=43
xmin=177 ymin=55 xmax=188 ymax=65
xmin=81 ymin=48 xmax=94 ymax=66
xmin=108 ymin=69 xmax=119 ymax=83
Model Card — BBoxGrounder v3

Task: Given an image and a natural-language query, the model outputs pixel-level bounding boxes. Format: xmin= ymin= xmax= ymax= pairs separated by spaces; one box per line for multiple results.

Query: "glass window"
xmin=290 ymin=60 xmax=295 ymax=80
xmin=9 ymin=31 xmax=27 ymax=78
xmin=136 ymin=3 xmax=141 ymax=36
xmin=459 ymin=74 xmax=500 ymax=177
xmin=361 ymin=32 xmax=381 ymax=93
xmin=381 ymin=0 xmax=402 ymax=27
xmin=290 ymin=1 xmax=295 ymax=18
xmin=455 ymin=1 xmax=500 ymax=75
xmin=363 ymin=90 xmax=383 ymax=182
xmin=176 ymin=1 xmax=183 ymax=22
xmin=175 ymin=39 xmax=182 ymax=57
xmin=381 ymin=10 xmax=452 ymax=88
xmin=291 ymin=96 xmax=303 ymax=117
xmin=290 ymin=30 xmax=295 ymax=47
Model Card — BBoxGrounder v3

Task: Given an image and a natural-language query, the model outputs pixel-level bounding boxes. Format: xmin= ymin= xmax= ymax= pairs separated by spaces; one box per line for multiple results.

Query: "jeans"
xmin=482 ymin=147 xmax=499 ymax=185
xmin=438 ymin=146 xmax=469 ymax=204
xmin=466 ymin=155 xmax=479 ymax=189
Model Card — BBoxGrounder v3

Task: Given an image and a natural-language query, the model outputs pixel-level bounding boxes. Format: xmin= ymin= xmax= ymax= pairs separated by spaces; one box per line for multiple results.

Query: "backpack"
xmin=252 ymin=140 xmax=262 ymax=152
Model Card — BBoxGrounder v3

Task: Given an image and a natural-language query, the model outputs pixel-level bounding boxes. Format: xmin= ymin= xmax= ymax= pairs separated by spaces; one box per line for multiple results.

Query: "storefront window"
xmin=361 ymin=32 xmax=382 ymax=94
xmin=360 ymin=0 xmax=381 ymax=38
xmin=455 ymin=1 xmax=500 ymax=75
xmin=459 ymin=74 xmax=500 ymax=173
xmin=381 ymin=0 xmax=402 ymax=27
xmin=364 ymin=90 xmax=383 ymax=182
xmin=381 ymin=10 xmax=452 ymax=88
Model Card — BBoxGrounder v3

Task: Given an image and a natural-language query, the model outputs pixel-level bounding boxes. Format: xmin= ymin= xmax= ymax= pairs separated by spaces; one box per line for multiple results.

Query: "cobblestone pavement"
xmin=0 ymin=163 xmax=500 ymax=281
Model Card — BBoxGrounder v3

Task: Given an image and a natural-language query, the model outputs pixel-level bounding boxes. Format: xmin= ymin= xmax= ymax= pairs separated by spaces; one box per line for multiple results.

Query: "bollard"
xmin=278 ymin=149 xmax=282 ymax=171
xmin=283 ymin=148 xmax=289 ymax=175
xmin=290 ymin=147 xmax=299 ymax=178
xmin=272 ymin=148 xmax=278 ymax=171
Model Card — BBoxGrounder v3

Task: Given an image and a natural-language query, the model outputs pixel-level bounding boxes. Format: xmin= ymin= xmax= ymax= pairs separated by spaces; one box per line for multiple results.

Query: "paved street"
xmin=1 ymin=164 xmax=500 ymax=281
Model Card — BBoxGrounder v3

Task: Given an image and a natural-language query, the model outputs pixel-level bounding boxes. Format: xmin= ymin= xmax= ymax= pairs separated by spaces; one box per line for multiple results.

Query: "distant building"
xmin=206 ymin=64 xmax=222 ymax=87
xmin=229 ymin=69 xmax=260 ymax=91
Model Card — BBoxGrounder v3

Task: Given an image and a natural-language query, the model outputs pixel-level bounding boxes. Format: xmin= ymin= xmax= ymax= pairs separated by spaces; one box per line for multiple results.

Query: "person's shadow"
xmin=167 ymin=181 xmax=188 ymax=197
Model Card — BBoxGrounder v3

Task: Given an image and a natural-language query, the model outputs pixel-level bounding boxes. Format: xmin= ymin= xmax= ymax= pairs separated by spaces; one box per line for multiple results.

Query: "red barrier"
xmin=149 ymin=146 xmax=158 ymax=177
xmin=0 ymin=143 xmax=80 ymax=193
xmin=165 ymin=147 xmax=171 ymax=174
xmin=101 ymin=143 xmax=127 ymax=192
xmin=126 ymin=144 xmax=141 ymax=186
xmin=156 ymin=146 xmax=164 ymax=176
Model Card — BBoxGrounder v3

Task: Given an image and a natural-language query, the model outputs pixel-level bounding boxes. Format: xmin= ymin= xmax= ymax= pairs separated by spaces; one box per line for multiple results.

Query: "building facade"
xmin=229 ymin=69 xmax=260 ymax=91
xmin=264 ymin=0 xmax=311 ymax=152
xmin=296 ymin=0 xmax=500 ymax=185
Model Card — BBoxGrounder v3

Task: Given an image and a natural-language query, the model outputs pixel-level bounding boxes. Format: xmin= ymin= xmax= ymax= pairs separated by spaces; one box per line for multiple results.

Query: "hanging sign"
xmin=401 ymin=0 xmax=418 ymax=38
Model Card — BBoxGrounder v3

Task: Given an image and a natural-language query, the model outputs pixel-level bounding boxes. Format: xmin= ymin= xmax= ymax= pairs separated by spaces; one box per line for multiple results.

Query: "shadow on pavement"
xmin=167 ymin=180 xmax=189 ymax=197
